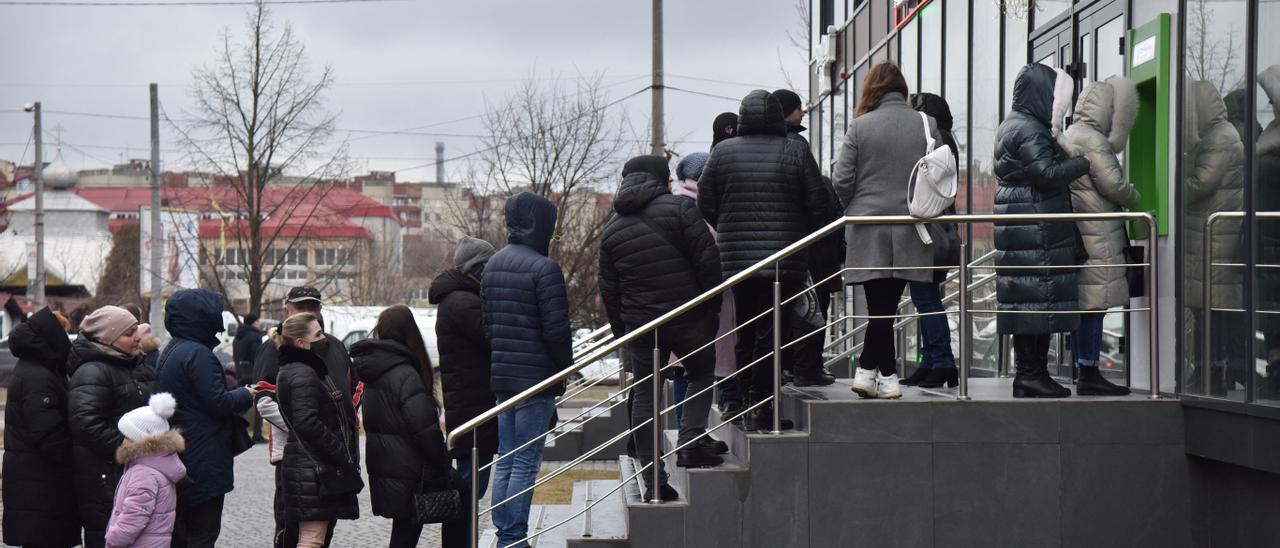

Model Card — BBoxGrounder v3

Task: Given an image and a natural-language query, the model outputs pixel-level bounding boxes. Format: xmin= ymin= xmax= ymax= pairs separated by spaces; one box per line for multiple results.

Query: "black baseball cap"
xmin=285 ymin=286 xmax=322 ymax=304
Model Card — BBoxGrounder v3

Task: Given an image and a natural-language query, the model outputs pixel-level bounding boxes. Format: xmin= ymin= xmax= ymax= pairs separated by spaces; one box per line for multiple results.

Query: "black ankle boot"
xmin=697 ymin=437 xmax=729 ymax=454
xmin=793 ymin=368 xmax=836 ymax=386
xmin=677 ymin=444 xmax=724 ymax=468
xmin=918 ymin=367 xmax=958 ymax=388
xmin=1076 ymin=366 xmax=1130 ymax=396
xmin=747 ymin=405 xmax=794 ymax=432
xmin=641 ymin=481 xmax=679 ymax=502
xmin=1013 ymin=371 xmax=1071 ymax=398
xmin=900 ymin=367 xmax=931 ymax=386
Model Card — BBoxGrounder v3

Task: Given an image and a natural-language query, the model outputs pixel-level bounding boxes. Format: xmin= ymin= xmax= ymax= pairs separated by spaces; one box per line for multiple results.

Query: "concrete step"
xmin=565 ymin=479 xmax=630 ymax=547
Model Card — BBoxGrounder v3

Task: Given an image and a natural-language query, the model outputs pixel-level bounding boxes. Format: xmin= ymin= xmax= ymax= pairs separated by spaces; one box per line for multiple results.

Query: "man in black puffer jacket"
xmin=3 ymin=307 xmax=81 ymax=548
xmin=994 ymin=63 xmax=1091 ymax=399
xmin=600 ymin=155 xmax=724 ymax=489
xmin=697 ymin=89 xmax=831 ymax=429
xmin=429 ymin=236 xmax=498 ymax=494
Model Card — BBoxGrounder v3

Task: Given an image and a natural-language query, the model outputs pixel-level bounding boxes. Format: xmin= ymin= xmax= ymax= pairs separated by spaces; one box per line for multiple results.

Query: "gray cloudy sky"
xmin=1 ymin=0 xmax=807 ymax=182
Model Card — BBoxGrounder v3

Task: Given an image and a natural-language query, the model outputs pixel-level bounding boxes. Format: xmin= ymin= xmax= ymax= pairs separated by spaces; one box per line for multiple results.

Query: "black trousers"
xmin=858 ymin=278 xmax=909 ymax=376
xmin=1013 ymin=333 xmax=1053 ymax=375
xmin=626 ymin=319 xmax=717 ymax=462
xmin=390 ymin=519 xmax=423 ymax=548
xmin=171 ymin=495 xmax=224 ymax=548
xmin=735 ymin=279 xmax=804 ymax=401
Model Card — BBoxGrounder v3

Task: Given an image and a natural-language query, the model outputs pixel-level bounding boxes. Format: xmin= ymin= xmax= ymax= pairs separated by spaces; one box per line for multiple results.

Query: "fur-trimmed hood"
xmin=1072 ymin=76 xmax=1138 ymax=152
xmin=116 ymin=429 xmax=186 ymax=470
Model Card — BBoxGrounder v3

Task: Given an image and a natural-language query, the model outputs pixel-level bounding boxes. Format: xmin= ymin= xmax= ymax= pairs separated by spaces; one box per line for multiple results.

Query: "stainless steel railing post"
xmin=997 ymin=334 xmax=1011 ymax=378
xmin=1147 ymin=217 xmax=1161 ymax=399
xmin=957 ymin=241 xmax=971 ymax=401
xmin=1203 ymin=214 xmax=1214 ymax=396
xmin=897 ymin=301 xmax=909 ymax=372
xmin=773 ymin=277 xmax=783 ymax=434
xmin=650 ymin=332 xmax=663 ymax=502
xmin=470 ymin=438 xmax=479 ymax=548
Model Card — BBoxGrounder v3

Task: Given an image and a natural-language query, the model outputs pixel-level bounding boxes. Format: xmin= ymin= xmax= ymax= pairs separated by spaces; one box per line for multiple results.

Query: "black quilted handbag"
xmin=414 ymin=468 xmax=463 ymax=524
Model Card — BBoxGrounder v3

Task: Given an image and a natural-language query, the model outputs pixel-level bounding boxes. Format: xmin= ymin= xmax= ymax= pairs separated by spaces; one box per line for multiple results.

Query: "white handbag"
xmin=906 ymin=112 xmax=957 ymax=244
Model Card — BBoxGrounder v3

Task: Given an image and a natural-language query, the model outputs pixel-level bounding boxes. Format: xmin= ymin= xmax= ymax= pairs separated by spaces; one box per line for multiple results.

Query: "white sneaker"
xmin=877 ymin=373 xmax=903 ymax=399
xmin=851 ymin=368 xmax=878 ymax=399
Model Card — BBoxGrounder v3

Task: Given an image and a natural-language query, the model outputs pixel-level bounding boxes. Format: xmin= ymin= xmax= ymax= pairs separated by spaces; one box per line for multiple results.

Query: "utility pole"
xmin=650 ymin=0 xmax=664 ymax=156
xmin=28 ymin=102 xmax=45 ymax=310
xmin=149 ymin=84 xmax=165 ymax=336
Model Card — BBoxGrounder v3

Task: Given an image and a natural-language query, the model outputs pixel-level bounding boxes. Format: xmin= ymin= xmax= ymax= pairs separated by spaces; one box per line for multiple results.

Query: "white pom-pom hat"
xmin=118 ymin=393 xmax=178 ymax=443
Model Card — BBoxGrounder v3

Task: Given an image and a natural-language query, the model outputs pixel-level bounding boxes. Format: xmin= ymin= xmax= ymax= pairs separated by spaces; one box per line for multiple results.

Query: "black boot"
xmin=640 ymin=461 xmax=679 ymax=501
xmin=900 ymin=367 xmax=931 ymax=386
xmin=747 ymin=405 xmax=794 ymax=432
xmin=1013 ymin=371 xmax=1070 ymax=398
xmin=917 ymin=367 xmax=958 ymax=388
xmin=677 ymin=443 xmax=724 ymax=468
xmin=719 ymin=401 xmax=745 ymax=423
xmin=697 ymin=437 xmax=729 ymax=454
xmin=1076 ymin=366 xmax=1130 ymax=396
xmin=792 ymin=368 xmax=836 ymax=386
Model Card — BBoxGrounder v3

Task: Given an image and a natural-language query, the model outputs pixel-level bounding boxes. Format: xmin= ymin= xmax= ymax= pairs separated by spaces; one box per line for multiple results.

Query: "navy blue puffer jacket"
xmin=482 ymin=192 xmax=572 ymax=397
xmin=994 ymin=64 xmax=1091 ymax=335
xmin=158 ymin=289 xmax=253 ymax=508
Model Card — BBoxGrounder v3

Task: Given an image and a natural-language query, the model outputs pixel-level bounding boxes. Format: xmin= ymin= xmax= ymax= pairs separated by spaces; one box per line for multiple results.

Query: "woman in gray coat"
xmin=833 ymin=62 xmax=938 ymax=399
xmin=1057 ymin=76 xmax=1140 ymax=396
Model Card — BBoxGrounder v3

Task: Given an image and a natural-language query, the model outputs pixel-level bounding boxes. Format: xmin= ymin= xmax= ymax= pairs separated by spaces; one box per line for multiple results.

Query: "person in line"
xmin=831 ymin=63 xmax=938 ymax=399
xmin=899 ymin=92 xmax=962 ymax=389
xmin=672 ymin=153 xmax=744 ymax=424
xmin=353 ymin=305 xmax=453 ymax=548
xmin=1059 ymin=76 xmax=1142 ymax=397
xmin=711 ymin=112 xmax=738 ymax=148
xmin=104 ymin=393 xmax=186 ymax=548
xmin=276 ymin=313 xmax=362 ymax=548
xmin=994 ymin=63 xmax=1092 ymax=398
xmin=234 ymin=313 xmax=267 ymax=442
xmin=482 ymin=192 xmax=573 ymax=548
xmin=157 ymin=289 xmax=256 ymax=548
xmin=69 ymin=305 xmax=155 ymax=548
xmin=698 ymin=89 xmax=831 ymax=430
xmin=775 ymin=88 xmax=841 ymax=388
xmin=1258 ymin=66 xmax=1280 ymax=398
xmin=430 ymin=238 xmax=499 ymax=500
xmin=3 ymin=308 xmax=81 ymax=548
xmin=255 ymin=286 xmax=360 ymax=547
xmin=600 ymin=155 xmax=725 ymax=498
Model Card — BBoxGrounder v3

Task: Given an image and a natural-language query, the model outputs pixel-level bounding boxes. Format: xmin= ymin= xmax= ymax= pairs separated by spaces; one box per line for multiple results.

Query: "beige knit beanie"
xmin=81 ymin=305 xmax=139 ymax=346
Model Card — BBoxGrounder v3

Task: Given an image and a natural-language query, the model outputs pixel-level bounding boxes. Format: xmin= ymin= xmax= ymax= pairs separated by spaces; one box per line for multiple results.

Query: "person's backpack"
xmin=906 ymin=112 xmax=957 ymax=244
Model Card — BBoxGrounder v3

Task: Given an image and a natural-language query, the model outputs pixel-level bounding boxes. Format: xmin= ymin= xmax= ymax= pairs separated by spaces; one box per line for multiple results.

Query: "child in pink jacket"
xmin=105 ymin=393 xmax=187 ymax=548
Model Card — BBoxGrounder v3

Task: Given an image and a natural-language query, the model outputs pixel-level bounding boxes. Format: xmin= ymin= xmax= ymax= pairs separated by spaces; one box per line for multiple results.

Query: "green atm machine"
xmin=1127 ymin=14 xmax=1173 ymax=237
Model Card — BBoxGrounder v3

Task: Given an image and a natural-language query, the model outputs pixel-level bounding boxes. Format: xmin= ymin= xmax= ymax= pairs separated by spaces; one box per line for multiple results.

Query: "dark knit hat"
xmin=712 ymin=112 xmax=738 ymax=146
xmin=772 ymin=89 xmax=804 ymax=116
xmin=622 ymin=155 xmax=671 ymax=181
xmin=909 ymin=92 xmax=955 ymax=131
xmin=243 ymin=313 xmax=260 ymax=326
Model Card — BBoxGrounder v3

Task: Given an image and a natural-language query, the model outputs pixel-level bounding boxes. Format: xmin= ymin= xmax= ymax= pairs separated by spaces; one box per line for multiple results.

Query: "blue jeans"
xmin=491 ymin=393 xmax=556 ymax=548
xmin=909 ymin=282 xmax=956 ymax=369
xmin=1072 ymin=312 xmax=1105 ymax=366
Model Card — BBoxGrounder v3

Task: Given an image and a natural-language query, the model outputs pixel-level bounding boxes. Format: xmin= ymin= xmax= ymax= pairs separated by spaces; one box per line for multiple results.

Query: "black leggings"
xmin=389 ymin=519 xmax=423 ymax=548
xmin=859 ymin=278 xmax=909 ymax=376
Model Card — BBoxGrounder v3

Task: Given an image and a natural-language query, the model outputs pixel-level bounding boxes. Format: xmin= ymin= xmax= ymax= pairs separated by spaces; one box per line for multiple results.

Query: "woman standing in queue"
xmin=832 ymin=62 xmax=940 ymax=399
xmin=276 ymin=313 xmax=362 ymax=548
xmin=350 ymin=305 xmax=453 ymax=548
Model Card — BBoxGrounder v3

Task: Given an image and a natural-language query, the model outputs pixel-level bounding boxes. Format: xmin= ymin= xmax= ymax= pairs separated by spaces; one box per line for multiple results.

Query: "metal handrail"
xmin=1201 ymin=211 xmax=1280 ymax=397
xmin=450 ymin=211 xmax=1161 ymax=447
xmin=459 ymin=212 xmax=1161 ymax=548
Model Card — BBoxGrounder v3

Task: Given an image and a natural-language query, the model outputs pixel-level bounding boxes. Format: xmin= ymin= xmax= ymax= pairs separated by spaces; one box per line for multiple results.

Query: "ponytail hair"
xmin=272 ymin=313 xmax=317 ymax=349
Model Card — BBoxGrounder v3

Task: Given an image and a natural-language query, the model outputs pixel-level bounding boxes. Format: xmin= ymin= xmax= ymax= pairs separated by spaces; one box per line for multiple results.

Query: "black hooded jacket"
xmin=67 ymin=333 xmax=154 ymax=544
xmin=351 ymin=338 xmax=450 ymax=520
xmin=428 ymin=268 xmax=498 ymax=459
xmin=697 ymin=89 xmax=832 ymax=281
xmin=993 ymin=64 xmax=1091 ymax=335
xmin=2 ymin=308 xmax=81 ymax=547
xmin=600 ymin=170 xmax=723 ymax=336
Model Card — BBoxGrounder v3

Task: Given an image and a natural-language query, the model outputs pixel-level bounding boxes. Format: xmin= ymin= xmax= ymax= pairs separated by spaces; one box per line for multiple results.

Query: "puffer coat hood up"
xmin=1259 ymin=66 xmax=1280 ymax=312
xmin=993 ymin=63 xmax=1090 ymax=334
xmin=1183 ymin=81 xmax=1246 ymax=310
xmin=1059 ymin=76 xmax=1142 ymax=310
xmin=600 ymin=170 xmax=722 ymax=337
xmin=428 ymin=268 xmax=497 ymax=459
xmin=164 ymin=288 xmax=224 ymax=349
xmin=737 ymin=89 xmax=787 ymax=136
xmin=506 ymin=191 xmax=558 ymax=256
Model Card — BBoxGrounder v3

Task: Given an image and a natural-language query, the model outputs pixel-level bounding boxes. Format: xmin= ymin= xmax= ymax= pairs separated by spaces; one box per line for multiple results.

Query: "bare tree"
xmin=170 ymin=1 xmax=351 ymax=316
xmin=777 ymin=0 xmax=810 ymax=97
xmin=451 ymin=74 xmax=631 ymax=326
xmin=1186 ymin=0 xmax=1244 ymax=92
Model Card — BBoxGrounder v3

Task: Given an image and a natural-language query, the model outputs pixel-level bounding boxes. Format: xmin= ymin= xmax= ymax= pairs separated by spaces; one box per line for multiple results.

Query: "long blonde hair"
xmin=271 ymin=313 xmax=318 ymax=348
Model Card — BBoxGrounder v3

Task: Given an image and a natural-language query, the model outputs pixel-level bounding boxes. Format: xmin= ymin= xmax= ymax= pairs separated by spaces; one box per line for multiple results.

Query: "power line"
xmin=665 ymin=86 xmax=741 ymax=103
xmin=666 ymin=73 xmax=789 ymax=90
xmin=0 ymin=0 xmax=403 ymax=6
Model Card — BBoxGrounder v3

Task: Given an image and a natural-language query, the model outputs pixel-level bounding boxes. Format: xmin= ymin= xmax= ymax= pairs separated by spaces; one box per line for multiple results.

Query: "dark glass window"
xmin=870 ymin=0 xmax=888 ymax=47
xmin=855 ymin=5 xmax=870 ymax=62
xmin=919 ymin=0 xmax=942 ymax=94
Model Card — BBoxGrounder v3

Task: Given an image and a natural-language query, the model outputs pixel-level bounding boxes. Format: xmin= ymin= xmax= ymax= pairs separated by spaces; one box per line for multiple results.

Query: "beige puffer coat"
xmin=1057 ymin=76 xmax=1141 ymax=310
xmin=1183 ymin=81 xmax=1245 ymax=310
